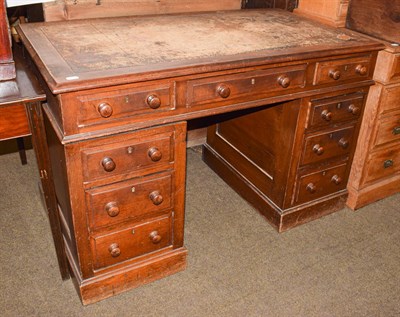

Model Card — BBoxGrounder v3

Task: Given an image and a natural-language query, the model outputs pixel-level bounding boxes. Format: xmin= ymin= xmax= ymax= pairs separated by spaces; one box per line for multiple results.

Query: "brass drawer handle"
xmin=146 ymin=94 xmax=161 ymax=109
xmin=98 ymin=102 xmax=113 ymax=118
xmin=384 ymin=159 xmax=394 ymax=169
xmin=277 ymin=75 xmax=291 ymax=88
xmin=392 ymin=127 xmax=400 ymax=135
xmin=338 ymin=138 xmax=349 ymax=149
xmin=329 ymin=69 xmax=341 ymax=80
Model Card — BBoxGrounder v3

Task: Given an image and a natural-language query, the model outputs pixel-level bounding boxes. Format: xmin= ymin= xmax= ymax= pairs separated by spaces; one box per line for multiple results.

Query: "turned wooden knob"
xmin=338 ymin=138 xmax=349 ymax=149
xmin=217 ymin=84 xmax=231 ymax=98
xmin=108 ymin=243 xmax=121 ymax=257
xmin=149 ymin=191 xmax=163 ymax=205
xmin=306 ymin=183 xmax=317 ymax=193
xmin=148 ymin=147 xmax=162 ymax=162
xmin=313 ymin=144 xmax=325 ymax=155
xmin=277 ymin=75 xmax=291 ymax=88
xmin=348 ymin=104 xmax=360 ymax=115
xmin=321 ymin=110 xmax=332 ymax=121
xmin=331 ymin=175 xmax=342 ymax=185
xmin=98 ymin=102 xmax=113 ymax=118
xmin=146 ymin=94 xmax=161 ymax=109
xmin=105 ymin=202 xmax=120 ymax=217
xmin=355 ymin=64 xmax=368 ymax=76
xmin=101 ymin=157 xmax=116 ymax=172
xmin=329 ymin=69 xmax=341 ymax=80
xmin=149 ymin=231 xmax=162 ymax=244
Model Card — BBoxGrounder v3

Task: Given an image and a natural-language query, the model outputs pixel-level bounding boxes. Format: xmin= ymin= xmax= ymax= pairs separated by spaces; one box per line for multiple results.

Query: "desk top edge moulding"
xmin=16 ymin=9 xmax=384 ymax=304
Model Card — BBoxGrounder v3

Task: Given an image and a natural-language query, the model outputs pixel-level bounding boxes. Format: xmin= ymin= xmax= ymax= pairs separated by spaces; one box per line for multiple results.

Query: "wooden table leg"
xmin=26 ymin=101 xmax=70 ymax=280
xmin=16 ymin=137 xmax=28 ymax=165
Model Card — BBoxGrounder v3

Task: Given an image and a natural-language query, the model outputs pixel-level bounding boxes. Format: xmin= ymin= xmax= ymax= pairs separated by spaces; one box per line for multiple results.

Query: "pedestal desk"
xmin=17 ymin=10 xmax=383 ymax=304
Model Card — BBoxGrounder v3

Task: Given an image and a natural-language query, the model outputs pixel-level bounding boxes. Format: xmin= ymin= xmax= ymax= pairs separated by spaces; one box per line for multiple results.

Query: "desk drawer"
xmin=92 ymin=215 xmax=172 ymax=269
xmin=86 ymin=172 xmax=173 ymax=229
xmin=313 ymin=55 xmax=372 ymax=85
xmin=80 ymin=126 xmax=176 ymax=182
xmin=378 ymin=84 xmax=400 ymax=115
xmin=301 ymin=126 xmax=355 ymax=166
xmin=363 ymin=146 xmax=400 ymax=184
xmin=308 ymin=92 xmax=365 ymax=129
xmin=76 ymin=82 xmax=174 ymax=128
xmin=186 ymin=64 xmax=306 ymax=107
xmin=374 ymin=111 xmax=400 ymax=147
xmin=0 ymin=103 xmax=30 ymax=140
xmin=295 ymin=163 xmax=348 ymax=204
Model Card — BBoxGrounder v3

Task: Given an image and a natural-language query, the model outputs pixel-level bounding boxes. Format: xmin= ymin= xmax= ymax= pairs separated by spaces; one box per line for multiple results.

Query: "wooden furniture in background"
xmin=294 ymin=0 xmax=349 ymax=27
xmin=242 ymin=0 xmax=297 ymax=11
xmin=17 ymin=10 xmax=382 ymax=304
xmin=346 ymin=0 xmax=400 ymax=209
xmin=0 ymin=48 xmax=44 ymax=164
xmin=0 ymin=0 xmax=16 ymax=80
xmin=42 ymin=0 xmax=242 ymax=21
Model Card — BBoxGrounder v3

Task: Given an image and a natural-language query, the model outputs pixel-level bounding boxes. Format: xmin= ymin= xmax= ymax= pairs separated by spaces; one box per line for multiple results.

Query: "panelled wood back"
xmin=43 ymin=0 xmax=242 ymax=21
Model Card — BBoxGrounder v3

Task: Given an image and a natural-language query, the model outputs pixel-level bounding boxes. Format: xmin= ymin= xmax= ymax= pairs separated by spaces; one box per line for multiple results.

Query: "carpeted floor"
xmin=0 ymin=148 xmax=399 ymax=317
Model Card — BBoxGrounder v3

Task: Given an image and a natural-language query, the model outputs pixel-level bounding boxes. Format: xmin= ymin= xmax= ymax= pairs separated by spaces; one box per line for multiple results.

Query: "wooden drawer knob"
xmin=348 ymin=104 xmax=360 ymax=115
xmin=148 ymin=147 xmax=162 ymax=162
xmin=306 ymin=183 xmax=317 ymax=193
xmin=108 ymin=243 xmax=121 ymax=257
xmin=105 ymin=202 xmax=120 ymax=217
xmin=98 ymin=102 xmax=113 ymax=118
xmin=331 ymin=175 xmax=342 ymax=185
xmin=321 ymin=110 xmax=332 ymax=121
xmin=384 ymin=159 xmax=394 ymax=169
xmin=146 ymin=94 xmax=161 ymax=109
xmin=277 ymin=75 xmax=291 ymax=88
xmin=149 ymin=191 xmax=163 ymax=205
xmin=338 ymin=138 xmax=349 ymax=149
xmin=102 ymin=157 xmax=116 ymax=172
xmin=313 ymin=144 xmax=325 ymax=155
xmin=355 ymin=64 xmax=368 ymax=76
xmin=329 ymin=69 xmax=341 ymax=80
xmin=217 ymin=84 xmax=231 ymax=98
xmin=149 ymin=231 xmax=162 ymax=244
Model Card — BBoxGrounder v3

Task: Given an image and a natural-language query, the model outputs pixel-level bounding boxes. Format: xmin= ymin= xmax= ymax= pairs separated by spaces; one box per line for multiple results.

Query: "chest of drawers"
xmin=17 ymin=10 xmax=383 ymax=304
xmin=347 ymin=45 xmax=400 ymax=209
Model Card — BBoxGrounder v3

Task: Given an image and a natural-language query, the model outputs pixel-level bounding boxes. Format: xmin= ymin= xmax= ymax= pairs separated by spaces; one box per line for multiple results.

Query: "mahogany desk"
xmin=17 ymin=10 xmax=383 ymax=304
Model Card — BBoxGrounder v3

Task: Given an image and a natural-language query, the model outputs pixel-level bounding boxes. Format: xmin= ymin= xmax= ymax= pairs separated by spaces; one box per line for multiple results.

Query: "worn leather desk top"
xmin=18 ymin=9 xmax=382 ymax=93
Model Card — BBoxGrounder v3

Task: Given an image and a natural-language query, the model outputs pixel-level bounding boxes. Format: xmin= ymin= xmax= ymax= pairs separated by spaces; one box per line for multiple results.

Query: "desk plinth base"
xmin=66 ymin=244 xmax=187 ymax=305
xmin=203 ymin=145 xmax=347 ymax=232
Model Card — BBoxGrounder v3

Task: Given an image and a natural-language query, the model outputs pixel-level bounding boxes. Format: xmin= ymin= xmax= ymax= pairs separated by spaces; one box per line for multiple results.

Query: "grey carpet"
xmin=0 ymin=148 xmax=399 ymax=317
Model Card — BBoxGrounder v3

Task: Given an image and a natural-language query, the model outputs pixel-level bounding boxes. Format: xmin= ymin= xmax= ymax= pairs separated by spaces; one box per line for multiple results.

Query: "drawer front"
xmin=92 ymin=215 xmax=172 ymax=269
xmin=186 ymin=64 xmax=306 ymax=107
xmin=81 ymin=131 xmax=174 ymax=182
xmin=301 ymin=126 xmax=355 ymax=166
xmin=313 ymin=55 xmax=372 ymax=85
xmin=308 ymin=92 xmax=365 ymax=129
xmin=364 ymin=147 xmax=400 ymax=184
xmin=295 ymin=163 xmax=348 ymax=204
xmin=77 ymin=82 xmax=174 ymax=128
xmin=0 ymin=103 xmax=30 ymax=140
xmin=86 ymin=173 xmax=173 ymax=229
xmin=379 ymin=84 xmax=400 ymax=115
xmin=392 ymin=53 xmax=400 ymax=82
xmin=374 ymin=111 xmax=400 ymax=147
